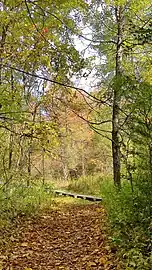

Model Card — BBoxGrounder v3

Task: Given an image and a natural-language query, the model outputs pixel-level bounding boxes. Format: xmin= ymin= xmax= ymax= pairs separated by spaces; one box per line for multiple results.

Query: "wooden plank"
xmin=53 ymin=190 xmax=102 ymax=202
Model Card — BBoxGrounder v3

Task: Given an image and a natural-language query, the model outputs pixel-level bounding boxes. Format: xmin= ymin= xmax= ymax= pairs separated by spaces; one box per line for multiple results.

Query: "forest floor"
xmin=0 ymin=198 xmax=122 ymax=270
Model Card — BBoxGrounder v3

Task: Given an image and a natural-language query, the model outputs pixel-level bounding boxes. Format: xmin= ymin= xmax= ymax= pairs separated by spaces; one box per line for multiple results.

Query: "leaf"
xmin=1 ymin=204 xmax=119 ymax=269
xmin=21 ymin=242 xmax=28 ymax=247
xmin=87 ymin=261 xmax=96 ymax=267
xmin=82 ymin=255 xmax=90 ymax=261
xmin=0 ymin=262 xmax=3 ymax=270
xmin=98 ymin=257 xmax=107 ymax=265
xmin=10 ymin=236 xmax=16 ymax=242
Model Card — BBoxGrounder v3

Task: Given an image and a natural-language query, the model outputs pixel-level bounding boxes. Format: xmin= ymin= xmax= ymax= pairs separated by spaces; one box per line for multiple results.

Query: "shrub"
xmin=99 ymin=178 xmax=152 ymax=269
xmin=68 ymin=174 xmax=111 ymax=195
xmin=0 ymin=182 xmax=53 ymax=223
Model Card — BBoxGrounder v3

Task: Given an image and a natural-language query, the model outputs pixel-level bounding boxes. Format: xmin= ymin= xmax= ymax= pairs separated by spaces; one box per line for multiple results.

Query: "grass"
xmin=0 ymin=181 xmax=53 ymax=227
xmin=52 ymin=196 xmax=93 ymax=209
xmin=67 ymin=173 xmax=111 ymax=195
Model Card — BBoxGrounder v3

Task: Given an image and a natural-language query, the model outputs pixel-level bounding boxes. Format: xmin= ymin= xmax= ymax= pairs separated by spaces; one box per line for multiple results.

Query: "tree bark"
xmin=0 ymin=24 xmax=9 ymax=85
xmin=42 ymin=147 xmax=45 ymax=185
xmin=8 ymin=131 xmax=13 ymax=170
xmin=27 ymin=104 xmax=38 ymax=186
xmin=112 ymin=6 xmax=123 ymax=188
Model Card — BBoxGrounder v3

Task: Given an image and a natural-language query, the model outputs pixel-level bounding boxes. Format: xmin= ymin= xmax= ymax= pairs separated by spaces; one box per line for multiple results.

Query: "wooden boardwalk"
xmin=53 ymin=190 xmax=102 ymax=202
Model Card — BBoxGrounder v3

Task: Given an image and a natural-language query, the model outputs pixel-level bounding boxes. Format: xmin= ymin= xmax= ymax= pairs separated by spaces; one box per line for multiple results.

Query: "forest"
xmin=0 ymin=0 xmax=152 ymax=269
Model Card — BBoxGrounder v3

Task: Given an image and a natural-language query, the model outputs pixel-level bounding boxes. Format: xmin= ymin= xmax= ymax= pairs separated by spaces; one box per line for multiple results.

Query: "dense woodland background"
xmin=0 ymin=0 xmax=152 ymax=269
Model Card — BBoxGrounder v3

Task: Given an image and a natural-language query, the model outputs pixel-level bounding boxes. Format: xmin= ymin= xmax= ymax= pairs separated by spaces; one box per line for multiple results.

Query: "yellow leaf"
xmin=21 ymin=242 xmax=28 ymax=247
xmin=99 ymin=257 xmax=107 ymax=265
xmin=87 ymin=261 xmax=96 ymax=267
xmin=10 ymin=236 xmax=16 ymax=242
xmin=0 ymin=262 xmax=3 ymax=270
xmin=82 ymin=255 xmax=89 ymax=261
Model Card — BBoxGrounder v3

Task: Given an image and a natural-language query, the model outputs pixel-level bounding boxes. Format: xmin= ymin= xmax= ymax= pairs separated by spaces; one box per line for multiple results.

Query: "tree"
xmin=0 ymin=0 xmax=151 ymax=188
xmin=0 ymin=0 xmax=87 ymax=184
xmin=83 ymin=0 xmax=152 ymax=187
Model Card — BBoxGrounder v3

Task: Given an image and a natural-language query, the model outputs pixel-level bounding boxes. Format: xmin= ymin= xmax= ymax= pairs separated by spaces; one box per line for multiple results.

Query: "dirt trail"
xmin=0 ymin=203 xmax=120 ymax=269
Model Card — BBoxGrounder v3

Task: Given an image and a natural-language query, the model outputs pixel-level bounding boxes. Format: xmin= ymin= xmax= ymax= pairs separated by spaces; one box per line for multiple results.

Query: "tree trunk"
xmin=112 ymin=6 xmax=123 ymax=188
xmin=81 ymin=143 xmax=86 ymax=177
xmin=60 ymin=142 xmax=69 ymax=180
xmin=0 ymin=24 xmax=9 ymax=85
xmin=8 ymin=70 xmax=15 ymax=171
xmin=17 ymin=137 xmax=25 ymax=170
xmin=42 ymin=147 xmax=45 ymax=185
xmin=112 ymin=104 xmax=121 ymax=187
xmin=8 ymin=131 xmax=13 ymax=170
xmin=149 ymin=143 xmax=152 ymax=179
xmin=60 ymin=106 xmax=69 ymax=180
xmin=27 ymin=144 xmax=31 ymax=186
xmin=27 ymin=104 xmax=38 ymax=186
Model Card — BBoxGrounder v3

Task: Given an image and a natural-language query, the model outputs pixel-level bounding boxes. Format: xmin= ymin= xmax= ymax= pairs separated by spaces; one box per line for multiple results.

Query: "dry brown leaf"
xmin=0 ymin=204 xmax=119 ymax=269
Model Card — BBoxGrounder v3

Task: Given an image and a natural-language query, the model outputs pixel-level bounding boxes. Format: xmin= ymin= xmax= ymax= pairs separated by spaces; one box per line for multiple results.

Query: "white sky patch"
xmin=71 ymin=30 xmax=102 ymax=92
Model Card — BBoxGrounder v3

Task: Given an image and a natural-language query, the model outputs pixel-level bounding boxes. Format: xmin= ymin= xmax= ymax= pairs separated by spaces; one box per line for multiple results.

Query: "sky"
xmin=72 ymin=32 xmax=100 ymax=92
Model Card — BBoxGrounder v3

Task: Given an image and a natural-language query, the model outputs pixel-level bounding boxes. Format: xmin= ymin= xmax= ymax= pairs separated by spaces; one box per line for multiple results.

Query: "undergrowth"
xmin=67 ymin=174 xmax=111 ymax=195
xmin=100 ymin=179 xmax=152 ymax=269
xmin=68 ymin=174 xmax=152 ymax=269
xmin=0 ymin=181 xmax=53 ymax=228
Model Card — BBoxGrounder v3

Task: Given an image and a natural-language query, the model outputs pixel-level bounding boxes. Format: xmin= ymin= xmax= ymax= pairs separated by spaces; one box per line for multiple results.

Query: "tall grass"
xmin=0 ymin=182 xmax=53 ymax=226
xmin=68 ymin=173 xmax=112 ymax=195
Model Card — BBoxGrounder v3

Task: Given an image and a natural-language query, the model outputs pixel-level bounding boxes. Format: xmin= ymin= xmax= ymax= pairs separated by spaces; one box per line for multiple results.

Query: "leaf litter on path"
xmin=0 ymin=203 xmax=121 ymax=269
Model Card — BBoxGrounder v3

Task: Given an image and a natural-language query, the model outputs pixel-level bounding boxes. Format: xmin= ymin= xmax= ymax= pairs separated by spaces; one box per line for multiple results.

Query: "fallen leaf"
xmin=10 ymin=236 xmax=16 ymax=242
xmin=98 ymin=257 xmax=107 ymax=265
xmin=21 ymin=242 xmax=28 ymax=247
xmin=0 ymin=204 xmax=119 ymax=269
xmin=87 ymin=261 xmax=96 ymax=267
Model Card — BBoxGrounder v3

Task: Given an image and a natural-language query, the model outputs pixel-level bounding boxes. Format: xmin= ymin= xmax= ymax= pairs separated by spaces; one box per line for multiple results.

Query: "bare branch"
xmin=2 ymin=64 xmax=104 ymax=103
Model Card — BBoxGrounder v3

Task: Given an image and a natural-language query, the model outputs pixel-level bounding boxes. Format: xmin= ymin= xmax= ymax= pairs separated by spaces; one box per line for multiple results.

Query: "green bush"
xmin=0 ymin=182 xmax=53 ymax=223
xmin=68 ymin=174 xmax=110 ymax=195
xmin=99 ymin=178 xmax=152 ymax=269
